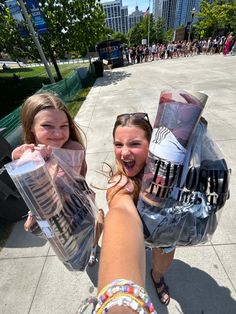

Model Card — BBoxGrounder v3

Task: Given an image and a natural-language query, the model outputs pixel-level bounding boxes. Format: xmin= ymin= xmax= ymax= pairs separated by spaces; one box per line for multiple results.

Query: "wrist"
xmin=11 ymin=150 xmax=17 ymax=160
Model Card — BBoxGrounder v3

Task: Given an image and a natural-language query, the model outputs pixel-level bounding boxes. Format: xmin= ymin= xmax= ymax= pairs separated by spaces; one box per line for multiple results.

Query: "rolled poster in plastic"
xmin=5 ymin=150 xmax=96 ymax=271
xmin=139 ymin=90 xmax=208 ymax=208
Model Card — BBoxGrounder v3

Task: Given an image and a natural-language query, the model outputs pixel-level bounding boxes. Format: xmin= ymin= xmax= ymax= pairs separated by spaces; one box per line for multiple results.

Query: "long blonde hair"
xmin=21 ymin=92 xmax=85 ymax=148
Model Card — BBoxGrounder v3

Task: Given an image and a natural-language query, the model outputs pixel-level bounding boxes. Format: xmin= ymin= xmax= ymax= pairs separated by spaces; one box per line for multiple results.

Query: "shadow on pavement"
xmin=95 ymin=70 xmax=131 ymax=87
xmin=145 ymin=250 xmax=236 ymax=314
xmin=86 ymin=248 xmax=236 ymax=313
xmin=3 ymin=220 xmax=46 ymax=248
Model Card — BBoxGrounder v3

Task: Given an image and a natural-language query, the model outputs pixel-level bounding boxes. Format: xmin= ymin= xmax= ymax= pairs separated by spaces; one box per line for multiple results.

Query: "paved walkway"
xmin=0 ymin=54 xmax=236 ymax=314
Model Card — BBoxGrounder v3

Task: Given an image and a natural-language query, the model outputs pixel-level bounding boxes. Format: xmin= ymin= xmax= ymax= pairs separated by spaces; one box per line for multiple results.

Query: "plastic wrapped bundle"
xmin=137 ymin=90 xmax=230 ymax=247
xmin=5 ymin=149 xmax=97 ymax=271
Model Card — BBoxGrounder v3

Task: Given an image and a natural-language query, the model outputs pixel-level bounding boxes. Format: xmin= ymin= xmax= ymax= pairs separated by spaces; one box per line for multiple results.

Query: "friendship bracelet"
xmin=95 ymin=279 xmax=157 ymax=314
xmin=98 ymin=294 xmax=153 ymax=314
xmin=97 ymin=282 xmax=148 ymax=306
xmin=97 ymin=279 xmax=147 ymax=300
xmin=97 ymin=279 xmax=133 ymax=297
xmin=96 ymin=292 xmax=147 ymax=314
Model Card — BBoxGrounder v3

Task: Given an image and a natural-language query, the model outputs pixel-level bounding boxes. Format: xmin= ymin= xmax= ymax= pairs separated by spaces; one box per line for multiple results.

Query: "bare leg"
xmin=88 ymin=209 xmax=104 ymax=266
xmin=151 ymin=247 xmax=175 ymax=304
xmin=93 ymin=209 xmax=104 ymax=246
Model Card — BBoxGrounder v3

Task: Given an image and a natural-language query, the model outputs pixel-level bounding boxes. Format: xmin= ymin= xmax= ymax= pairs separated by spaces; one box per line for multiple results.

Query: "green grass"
xmin=0 ymin=62 xmax=90 ymax=119
xmin=0 ymin=61 xmax=95 ymax=250
xmin=67 ymin=77 xmax=95 ymax=118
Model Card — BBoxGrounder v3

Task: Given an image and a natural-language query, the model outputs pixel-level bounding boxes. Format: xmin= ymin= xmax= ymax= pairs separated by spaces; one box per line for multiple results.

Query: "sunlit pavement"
xmin=1 ymin=54 xmax=236 ymax=314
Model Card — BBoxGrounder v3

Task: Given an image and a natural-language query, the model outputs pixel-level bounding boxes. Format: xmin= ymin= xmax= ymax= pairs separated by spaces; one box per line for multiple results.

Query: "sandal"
xmin=150 ymin=269 xmax=170 ymax=305
xmin=24 ymin=211 xmax=37 ymax=232
xmin=88 ymin=246 xmax=97 ymax=267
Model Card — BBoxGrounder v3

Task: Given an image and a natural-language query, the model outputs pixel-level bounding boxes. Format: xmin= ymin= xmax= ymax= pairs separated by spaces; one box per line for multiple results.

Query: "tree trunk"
xmin=47 ymin=45 xmax=63 ymax=81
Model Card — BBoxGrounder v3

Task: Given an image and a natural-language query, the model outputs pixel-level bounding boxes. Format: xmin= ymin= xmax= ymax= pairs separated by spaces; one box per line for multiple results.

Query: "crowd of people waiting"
xmin=123 ymin=33 xmax=236 ymax=64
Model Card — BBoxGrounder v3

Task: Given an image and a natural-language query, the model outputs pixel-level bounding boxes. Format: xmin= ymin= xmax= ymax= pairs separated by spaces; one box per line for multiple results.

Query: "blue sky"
xmin=100 ymin=0 xmax=151 ymax=14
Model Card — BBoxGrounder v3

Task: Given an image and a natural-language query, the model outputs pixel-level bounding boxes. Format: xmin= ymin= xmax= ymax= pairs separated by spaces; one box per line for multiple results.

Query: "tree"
xmin=0 ymin=1 xmax=36 ymax=62
xmin=111 ymin=31 xmax=128 ymax=44
xmin=129 ymin=14 xmax=156 ymax=46
xmin=37 ymin=0 xmax=105 ymax=79
xmin=195 ymin=0 xmax=236 ymax=38
xmin=165 ymin=29 xmax=174 ymax=43
xmin=39 ymin=0 xmax=105 ymax=57
xmin=155 ymin=17 xmax=166 ymax=44
xmin=129 ymin=21 xmax=143 ymax=46
xmin=0 ymin=0 xmax=106 ymax=79
xmin=99 ymin=27 xmax=114 ymax=42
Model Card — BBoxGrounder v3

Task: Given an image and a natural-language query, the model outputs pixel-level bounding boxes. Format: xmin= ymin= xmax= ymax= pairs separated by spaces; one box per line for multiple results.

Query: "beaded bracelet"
xmin=98 ymin=279 xmax=147 ymax=300
xmin=97 ymin=292 xmax=147 ymax=314
xmin=102 ymin=295 xmax=145 ymax=313
xmin=95 ymin=279 xmax=157 ymax=314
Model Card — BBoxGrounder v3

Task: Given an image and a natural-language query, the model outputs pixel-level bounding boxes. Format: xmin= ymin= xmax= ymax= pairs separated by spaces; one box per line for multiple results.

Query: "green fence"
xmin=0 ymin=64 xmax=95 ymax=146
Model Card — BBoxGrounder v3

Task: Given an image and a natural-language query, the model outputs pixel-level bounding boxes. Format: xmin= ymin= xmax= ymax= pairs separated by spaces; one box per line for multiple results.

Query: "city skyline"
xmin=100 ymin=0 xmax=151 ymax=14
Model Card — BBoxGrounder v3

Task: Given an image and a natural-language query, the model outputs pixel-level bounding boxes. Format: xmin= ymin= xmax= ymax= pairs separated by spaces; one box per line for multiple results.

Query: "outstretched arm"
xmin=98 ymin=191 xmax=145 ymax=292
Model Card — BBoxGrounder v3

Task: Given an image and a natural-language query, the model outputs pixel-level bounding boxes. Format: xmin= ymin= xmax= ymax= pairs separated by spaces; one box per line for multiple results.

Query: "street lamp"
xmin=188 ymin=7 xmax=196 ymax=42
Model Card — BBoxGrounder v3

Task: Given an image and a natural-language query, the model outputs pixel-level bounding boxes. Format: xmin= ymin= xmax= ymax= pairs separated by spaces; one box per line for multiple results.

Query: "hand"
xmin=34 ymin=145 xmax=52 ymax=161
xmin=11 ymin=144 xmax=35 ymax=160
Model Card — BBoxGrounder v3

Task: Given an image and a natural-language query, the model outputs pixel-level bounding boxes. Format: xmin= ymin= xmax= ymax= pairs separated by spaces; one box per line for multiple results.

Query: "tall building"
xmin=175 ymin=0 xmax=197 ymax=28
xmin=102 ymin=1 xmax=144 ymax=33
xmin=102 ymin=0 xmax=129 ymax=33
xmin=153 ymin=0 xmax=163 ymax=21
xmin=162 ymin=0 xmax=178 ymax=29
xmin=121 ymin=5 xmax=129 ymax=33
xmin=129 ymin=6 xmax=144 ymax=29
xmin=153 ymin=0 xmax=200 ymax=29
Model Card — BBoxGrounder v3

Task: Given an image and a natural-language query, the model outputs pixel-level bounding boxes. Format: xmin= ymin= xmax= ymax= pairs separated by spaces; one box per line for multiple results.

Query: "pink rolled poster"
xmin=139 ymin=90 xmax=208 ymax=207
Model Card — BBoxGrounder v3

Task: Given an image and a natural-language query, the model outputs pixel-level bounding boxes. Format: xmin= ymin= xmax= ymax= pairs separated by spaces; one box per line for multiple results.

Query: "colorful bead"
xmin=95 ymin=279 xmax=157 ymax=314
xmin=134 ymin=287 xmax=139 ymax=296
xmin=131 ymin=300 xmax=138 ymax=310
xmin=117 ymin=298 xmax=123 ymax=306
xmin=121 ymin=285 xmax=126 ymax=292
xmin=106 ymin=288 xmax=112 ymax=297
xmin=149 ymin=304 xmax=155 ymax=312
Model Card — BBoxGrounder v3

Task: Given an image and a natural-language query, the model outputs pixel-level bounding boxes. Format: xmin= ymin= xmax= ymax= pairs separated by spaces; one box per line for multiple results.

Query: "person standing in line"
xmin=151 ymin=43 xmax=157 ymax=61
xmin=223 ymin=32 xmax=233 ymax=55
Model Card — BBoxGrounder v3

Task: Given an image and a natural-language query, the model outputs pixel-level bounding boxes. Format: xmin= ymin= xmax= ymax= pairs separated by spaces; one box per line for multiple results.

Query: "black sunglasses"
xmin=116 ymin=112 xmax=150 ymax=123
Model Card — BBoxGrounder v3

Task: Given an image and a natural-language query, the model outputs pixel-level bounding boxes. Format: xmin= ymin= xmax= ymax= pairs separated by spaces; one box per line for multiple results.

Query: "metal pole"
xmin=147 ymin=0 xmax=151 ymax=47
xmin=188 ymin=8 xmax=195 ymax=42
xmin=18 ymin=0 xmax=55 ymax=83
xmin=188 ymin=23 xmax=192 ymax=42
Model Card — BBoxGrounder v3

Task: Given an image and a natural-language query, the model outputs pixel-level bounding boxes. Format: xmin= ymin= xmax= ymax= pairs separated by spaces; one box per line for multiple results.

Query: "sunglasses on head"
xmin=116 ymin=112 xmax=150 ymax=123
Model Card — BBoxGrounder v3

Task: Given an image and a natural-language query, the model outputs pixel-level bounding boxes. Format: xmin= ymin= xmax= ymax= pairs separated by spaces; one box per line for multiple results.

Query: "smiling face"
xmin=114 ymin=126 xmax=149 ymax=178
xmin=31 ymin=109 xmax=70 ymax=148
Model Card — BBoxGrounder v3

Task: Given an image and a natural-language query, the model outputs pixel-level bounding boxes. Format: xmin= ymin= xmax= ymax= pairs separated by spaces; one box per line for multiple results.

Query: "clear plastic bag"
xmin=5 ymin=148 xmax=98 ymax=271
xmin=137 ymin=90 xmax=230 ymax=247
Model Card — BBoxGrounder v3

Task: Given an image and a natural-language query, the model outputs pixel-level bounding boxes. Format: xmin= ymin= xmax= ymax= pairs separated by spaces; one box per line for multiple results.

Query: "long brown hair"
xmin=110 ymin=113 xmax=152 ymax=203
xmin=21 ymin=92 xmax=85 ymax=148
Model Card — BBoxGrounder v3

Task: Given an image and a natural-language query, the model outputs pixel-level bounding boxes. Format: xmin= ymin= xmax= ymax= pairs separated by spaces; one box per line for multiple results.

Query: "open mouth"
xmin=122 ymin=159 xmax=135 ymax=170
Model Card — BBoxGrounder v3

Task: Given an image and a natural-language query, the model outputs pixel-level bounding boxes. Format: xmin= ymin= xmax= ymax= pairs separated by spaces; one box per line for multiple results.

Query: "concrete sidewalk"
xmin=1 ymin=54 xmax=236 ymax=314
